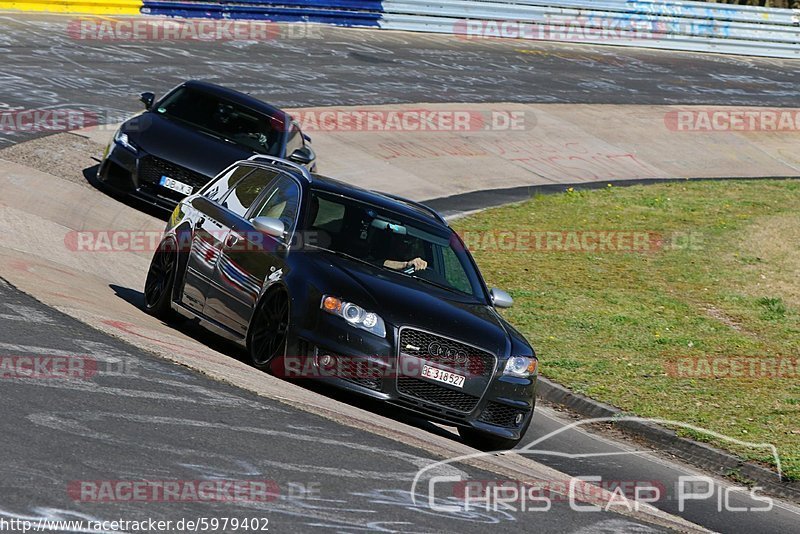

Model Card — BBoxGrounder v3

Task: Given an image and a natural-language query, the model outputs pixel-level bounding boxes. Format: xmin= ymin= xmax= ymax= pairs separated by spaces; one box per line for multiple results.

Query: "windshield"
xmin=154 ymin=86 xmax=284 ymax=155
xmin=306 ymin=190 xmax=487 ymax=301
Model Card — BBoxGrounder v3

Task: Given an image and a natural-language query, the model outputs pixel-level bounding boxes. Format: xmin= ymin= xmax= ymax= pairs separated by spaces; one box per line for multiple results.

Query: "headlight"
xmin=114 ymin=129 xmax=137 ymax=153
xmin=503 ymin=356 xmax=538 ymax=378
xmin=321 ymin=296 xmax=386 ymax=338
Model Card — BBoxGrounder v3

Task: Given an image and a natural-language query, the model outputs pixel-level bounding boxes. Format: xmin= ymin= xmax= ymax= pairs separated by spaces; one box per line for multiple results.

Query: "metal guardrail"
xmin=139 ymin=0 xmax=800 ymax=58
xmin=380 ymin=0 xmax=800 ymax=58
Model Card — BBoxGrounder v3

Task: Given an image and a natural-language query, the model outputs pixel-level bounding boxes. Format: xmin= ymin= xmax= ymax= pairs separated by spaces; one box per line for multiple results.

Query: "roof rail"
xmin=380 ymin=192 xmax=447 ymax=225
xmin=247 ymin=154 xmax=312 ymax=183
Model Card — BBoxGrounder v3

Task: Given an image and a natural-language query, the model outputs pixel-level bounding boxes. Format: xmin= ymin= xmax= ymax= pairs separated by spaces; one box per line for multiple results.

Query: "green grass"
xmin=453 ymin=180 xmax=800 ymax=480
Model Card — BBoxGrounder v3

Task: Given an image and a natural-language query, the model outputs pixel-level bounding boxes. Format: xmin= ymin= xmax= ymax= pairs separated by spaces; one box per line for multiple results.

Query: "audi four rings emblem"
xmin=428 ymin=342 xmax=468 ymax=363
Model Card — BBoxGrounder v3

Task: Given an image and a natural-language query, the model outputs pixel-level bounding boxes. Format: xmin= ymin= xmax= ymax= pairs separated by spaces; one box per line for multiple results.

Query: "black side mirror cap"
xmin=288 ymin=146 xmax=315 ymax=166
xmin=140 ymin=92 xmax=155 ymax=110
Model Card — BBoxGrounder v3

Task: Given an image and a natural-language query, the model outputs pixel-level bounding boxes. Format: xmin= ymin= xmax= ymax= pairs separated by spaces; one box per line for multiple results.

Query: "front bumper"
xmin=288 ymin=316 xmax=537 ymax=441
xmin=96 ymin=142 xmax=212 ymax=212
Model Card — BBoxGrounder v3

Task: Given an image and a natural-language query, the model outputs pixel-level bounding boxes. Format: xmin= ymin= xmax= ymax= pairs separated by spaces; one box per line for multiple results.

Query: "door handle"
xmin=225 ymin=233 xmax=240 ymax=248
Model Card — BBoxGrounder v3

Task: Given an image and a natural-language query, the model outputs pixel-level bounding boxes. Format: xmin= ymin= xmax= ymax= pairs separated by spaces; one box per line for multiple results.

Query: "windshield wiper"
xmin=405 ymin=272 xmax=459 ymax=294
xmin=159 ymin=114 xmax=236 ymax=145
xmin=312 ymin=246 xmax=376 ymax=270
xmin=197 ymin=129 xmax=236 ymax=145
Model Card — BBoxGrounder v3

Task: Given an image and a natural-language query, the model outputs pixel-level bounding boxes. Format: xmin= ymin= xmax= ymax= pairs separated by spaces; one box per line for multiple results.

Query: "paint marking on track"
xmin=0 ymin=303 xmax=55 ymax=324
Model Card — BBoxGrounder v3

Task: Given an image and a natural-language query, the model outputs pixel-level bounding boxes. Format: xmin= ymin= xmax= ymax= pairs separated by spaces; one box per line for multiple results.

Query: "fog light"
xmin=318 ymin=354 xmax=335 ymax=368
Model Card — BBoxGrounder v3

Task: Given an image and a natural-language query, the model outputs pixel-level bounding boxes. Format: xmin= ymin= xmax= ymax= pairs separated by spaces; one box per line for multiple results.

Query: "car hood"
xmin=122 ymin=113 xmax=259 ymax=178
xmin=302 ymin=250 xmax=512 ymax=357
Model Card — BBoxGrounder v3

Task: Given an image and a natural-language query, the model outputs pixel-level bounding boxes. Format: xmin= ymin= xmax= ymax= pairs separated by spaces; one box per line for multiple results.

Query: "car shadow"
xmin=109 ymin=284 xmax=249 ymax=363
xmin=109 ymin=283 xmax=461 ymax=444
xmin=110 ymin=284 xmax=145 ymax=309
xmin=83 ymin=164 xmax=171 ymax=222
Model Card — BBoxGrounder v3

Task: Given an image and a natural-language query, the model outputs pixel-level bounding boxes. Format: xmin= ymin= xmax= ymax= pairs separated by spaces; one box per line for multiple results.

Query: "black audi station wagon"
xmin=144 ymin=156 xmax=538 ymax=449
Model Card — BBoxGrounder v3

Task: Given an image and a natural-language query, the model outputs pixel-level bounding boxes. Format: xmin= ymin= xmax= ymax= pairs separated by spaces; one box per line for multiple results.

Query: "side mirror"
xmin=140 ymin=92 xmax=155 ymax=110
xmin=490 ymin=288 xmax=514 ymax=309
xmin=288 ymin=146 xmax=315 ymax=166
xmin=252 ymin=216 xmax=285 ymax=239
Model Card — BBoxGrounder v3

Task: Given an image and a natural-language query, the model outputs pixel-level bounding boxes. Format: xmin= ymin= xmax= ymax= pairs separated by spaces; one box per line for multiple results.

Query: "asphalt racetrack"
xmin=2 ymin=12 xmax=800 ymax=150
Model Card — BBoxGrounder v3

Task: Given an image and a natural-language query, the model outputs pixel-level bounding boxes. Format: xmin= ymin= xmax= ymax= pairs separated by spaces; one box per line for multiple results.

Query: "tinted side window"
xmin=221 ymin=168 xmax=278 ymax=217
xmin=252 ymin=175 xmax=301 ymax=236
xmin=202 ymin=165 xmax=253 ymax=203
xmin=310 ymin=196 xmax=345 ymax=232
xmin=442 ymin=246 xmax=473 ymax=295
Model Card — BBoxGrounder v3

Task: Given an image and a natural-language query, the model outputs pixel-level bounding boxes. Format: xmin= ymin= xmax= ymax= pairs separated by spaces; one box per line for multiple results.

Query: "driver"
xmin=381 ymin=234 xmax=427 ymax=271
xmin=367 ymin=220 xmax=428 ymax=272
xmin=384 ymin=257 xmax=427 ymax=271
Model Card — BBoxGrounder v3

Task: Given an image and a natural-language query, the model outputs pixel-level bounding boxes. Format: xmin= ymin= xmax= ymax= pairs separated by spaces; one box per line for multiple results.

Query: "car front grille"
xmin=478 ymin=402 xmax=527 ymax=428
xmin=398 ymin=328 xmax=495 ymax=378
xmin=138 ymin=156 xmax=211 ymax=193
xmin=396 ymin=377 xmax=480 ymax=412
xmin=395 ymin=328 xmax=497 ymax=414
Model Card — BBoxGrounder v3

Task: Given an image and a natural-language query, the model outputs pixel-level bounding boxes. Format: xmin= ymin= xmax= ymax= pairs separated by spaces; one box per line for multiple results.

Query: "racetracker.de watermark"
xmin=63 ymin=230 xmax=326 ymax=253
xmin=64 ymin=230 xmax=704 ymax=254
xmin=453 ymin=18 xmax=665 ymax=42
xmin=67 ymin=17 xmax=321 ymax=41
xmin=0 ymin=109 xmax=99 ymax=132
xmin=0 ymin=355 xmax=135 ymax=380
xmin=279 ymin=354 xmax=490 ymax=380
xmin=68 ymin=480 xmax=280 ymax=502
xmin=290 ymin=109 xmax=529 ymax=132
xmin=665 ymin=109 xmax=800 ymax=132
xmin=665 ymin=356 xmax=799 ymax=379
xmin=458 ymin=230 xmax=703 ymax=253
xmin=0 ymin=355 xmax=97 ymax=380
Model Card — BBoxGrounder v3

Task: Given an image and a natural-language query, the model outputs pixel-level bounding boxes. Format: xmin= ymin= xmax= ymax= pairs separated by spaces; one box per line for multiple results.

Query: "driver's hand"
xmin=405 ymin=258 xmax=428 ymax=271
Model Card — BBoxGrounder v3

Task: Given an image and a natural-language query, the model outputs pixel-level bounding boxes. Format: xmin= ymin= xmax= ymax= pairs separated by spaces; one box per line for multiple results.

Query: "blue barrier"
xmin=139 ymin=0 xmax=800 ymax=58
xmin=142 ymin=0 xmax=383 ymax=25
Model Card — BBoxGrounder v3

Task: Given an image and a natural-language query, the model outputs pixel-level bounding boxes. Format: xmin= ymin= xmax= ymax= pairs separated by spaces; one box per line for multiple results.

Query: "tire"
xmin=248 ymin=288 xmax=289 ymax=372
xmin=144 ymin=238 xmax=177 ymax=320
xmin=459 ymin=422 xmax=529 ymax=451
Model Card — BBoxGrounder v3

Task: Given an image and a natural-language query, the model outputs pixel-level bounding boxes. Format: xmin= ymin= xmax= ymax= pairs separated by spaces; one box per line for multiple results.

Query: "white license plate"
xmin=421 ymin=365 xmax=466 ymax=388
xmin=159 ymin=175 xmax=193 ymax=195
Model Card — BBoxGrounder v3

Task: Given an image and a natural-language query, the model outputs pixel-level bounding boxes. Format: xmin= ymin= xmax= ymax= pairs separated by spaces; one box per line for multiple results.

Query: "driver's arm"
xmin=384 ymin=258 xmax=427 ymax=271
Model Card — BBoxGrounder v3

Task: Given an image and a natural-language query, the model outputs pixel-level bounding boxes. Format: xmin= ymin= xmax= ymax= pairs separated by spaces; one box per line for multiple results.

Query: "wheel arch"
xmin=246 ymin=281 xmax=292 ymax=350
xmin=169 ymin=222 xmax=194 ymax=303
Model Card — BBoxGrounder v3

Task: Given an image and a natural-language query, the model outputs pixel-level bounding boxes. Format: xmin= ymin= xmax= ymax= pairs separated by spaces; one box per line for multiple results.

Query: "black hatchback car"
xmin=144 ymin=156 xmax=538 ymax=450
xmin=97 ymin=80 xmax=316 ymax=211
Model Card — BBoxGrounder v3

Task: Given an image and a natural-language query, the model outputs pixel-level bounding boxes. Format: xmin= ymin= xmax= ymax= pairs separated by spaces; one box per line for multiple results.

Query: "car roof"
xmin=239 ymin=160 xmax=448 ymax=228
xmin=308 ymin=173 xmax=448 ymax=228
xmin=182 ymin=80 xmax=291 ymax=125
